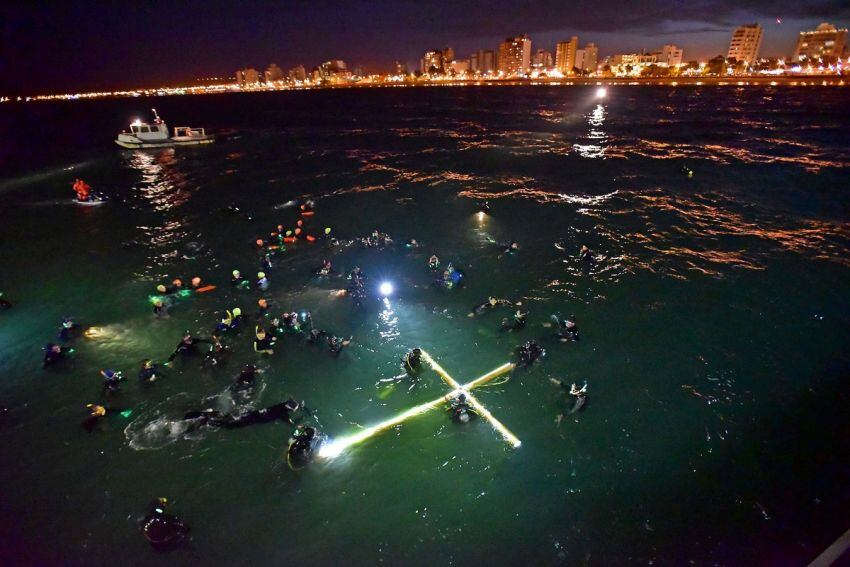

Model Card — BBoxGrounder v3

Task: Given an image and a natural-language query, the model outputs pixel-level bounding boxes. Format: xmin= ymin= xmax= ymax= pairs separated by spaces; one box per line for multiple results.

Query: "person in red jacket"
xmin=73 ymin=178 xmax=91 ymax=201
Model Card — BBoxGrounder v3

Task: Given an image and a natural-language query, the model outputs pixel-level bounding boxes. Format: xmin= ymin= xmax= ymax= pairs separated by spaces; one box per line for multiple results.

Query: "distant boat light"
xmin=596 ymin=87 xmax=607 ymax=99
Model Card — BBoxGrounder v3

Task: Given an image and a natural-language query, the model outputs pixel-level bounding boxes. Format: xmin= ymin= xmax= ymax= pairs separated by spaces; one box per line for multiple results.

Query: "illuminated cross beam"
xmin=318 ymin=351 xmax=519 ymax=459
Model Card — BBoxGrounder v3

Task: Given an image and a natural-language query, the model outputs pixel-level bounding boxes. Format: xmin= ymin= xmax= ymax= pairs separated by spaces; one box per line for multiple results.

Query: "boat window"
xmin=140 ymin=126 xmax=150 ymax=132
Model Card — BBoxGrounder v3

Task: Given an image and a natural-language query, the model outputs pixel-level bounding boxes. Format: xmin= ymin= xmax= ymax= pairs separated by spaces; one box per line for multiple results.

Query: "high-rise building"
xmin=727 ymin=24 xmax=763 ymax=64
xmin=235 ymin=68 xmax=260 ymax=86
xmin=394 ymin=61 xmax=408 ymax=75
xmin=471 ymin=49 xmax=496 ymax=73
xmin=555 ymin=37 xmax=579 ymax=74
xmin=532 ymin=49 xmax=553 ymax=70
xmin=264 ymin=63 xmax=283 ymax=83
xmin=793 ymin=22 xmax=848 ymax=63
xmin=583 ymin=43 xmax=599 ymax=73
xmin=657 ymin=44 xmax=684 ymax=66
xmin=450 ymin=59 xmax=470 ymax=74
xmin=420 ymin=50 xmax=444 ymax=74
xmin=288 ymin=65 xmax=306 ymax=82
xmin=498 ymin=35 xmax=532 ymax=75
xmin=442 ymin=47 xmax=455 ymax=64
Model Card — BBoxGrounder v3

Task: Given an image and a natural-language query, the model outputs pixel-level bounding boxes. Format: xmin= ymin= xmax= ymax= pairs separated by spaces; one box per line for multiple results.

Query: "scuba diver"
xmin=327 ymin=335 xmax=352 ymax=356
xmin=153 ymin=298 xmax=167 ymax=318
xmin=449 ymin=393 xmax=475 ymax=424
xmin=58 ymin=317 xmax=80 ymax=342
xmin=139 ymin=359 xmax=163 ymax=383
xmin=231 ymin=269 xmax=249 ymax=287
xmin=261 ymin=253 xmax=273 ymax=272
xmin=0 ymin=292 xmax=11 ymax=310
xmin=43 ymin=343 xmax=72 ymax=368
xmin=550 ymin=378 xmax=588 ymax=422
xmin=257 ymin=298 xmax=270 ymax=318
xmin=551 ymin=314 xmax=579 ymax=342
xmin=502 ymin=242 xmax=519 ymax=255
xmin=216 ymin=308 xmax=243 ymax=333
xmin=307 ymin=328 xmax=328 ymax=345
xmin=141 ymin=498 xmax=189 ymax=550
xmin=100 ymin=369 xmax=124 ymax=394
xmin=579 ymin=244 xmax=593 ymax=262
xmin=183 ymin=398 xmax=301 ymax=429
xmin=500 ymin=309 xmax=528 ymax=332
xmin=517 ymin=341 xmax=545 ymax=366
xmin=253 ymin=327 xmax=276 ymax=355
xmin=402 ymin=348 xmax=422 ymax=374
xmin=434 ymin=262 xmax=464 ymax=290
xmin=166 ymin=332 xmax=210 ymax=363
xmin=428 ymin=254 xmax=440 ymax=271
xmin=203 ymin=333 xmax=231 ymax=367
xmin=231 ymin=364 xmax=261 ymax=394
xmin=316 ymin=259 xmax=333 ymax=277
xmin=470 ymin=296 xmax=513 ymax=317
xmin=287 ymin=425 xmax=321 ymax=469
xmin=82 ymin=403 xmax=107 ymax=431
xmin=256 ymin=271 xmax=269 ymax=291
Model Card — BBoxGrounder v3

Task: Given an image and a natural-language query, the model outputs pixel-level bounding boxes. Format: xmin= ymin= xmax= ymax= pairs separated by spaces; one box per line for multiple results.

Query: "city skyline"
xmin=3 ymin=1 xmax=849 ymax=94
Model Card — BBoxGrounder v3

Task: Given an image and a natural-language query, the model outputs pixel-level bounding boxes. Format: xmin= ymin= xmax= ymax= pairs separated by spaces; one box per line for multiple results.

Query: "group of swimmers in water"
xmin=8 ymin=195 xmax=601 ymax=550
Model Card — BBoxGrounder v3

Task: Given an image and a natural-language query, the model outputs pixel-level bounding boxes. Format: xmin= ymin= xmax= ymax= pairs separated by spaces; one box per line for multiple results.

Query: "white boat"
xmin=115 ymin=109 xmax=214 ymax=149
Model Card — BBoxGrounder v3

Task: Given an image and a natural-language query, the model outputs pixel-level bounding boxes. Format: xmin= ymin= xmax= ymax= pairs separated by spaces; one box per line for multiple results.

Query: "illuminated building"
xmin=450 ymin=59 xmax=470 ymax=74
xmin=235 ymin=68 xmax=260 ymax=86
xmin=442 ymin=47 xmax=455 ymax=64
xmin=498 ymin=35 xmax=532 ymax=76
xmin=471 ymin=49 xmax=495 ymax=74
xmin=582 ymin=43 xmax=599 ymax=73
xmin=555 ymin=36 xmax=578 ymax=74
xmin=532 ymin=49 xmax=553 ymax=71
xmin=793 ymin=23 xmax=848 ymax=64
xmin=420 ymin=49 xmax=444 ymax=74
xmin=264 ymin=63 xmax=283 ymax=83
xmin=394 ymin=61 xmax=407 ymax=75
xmin=655 ymin=44 xmax=683 ymax=66
xmin=288 ymin=65 xmax=306 ymax=82
xmin=727 ymin=24 xmax=763 ymax=64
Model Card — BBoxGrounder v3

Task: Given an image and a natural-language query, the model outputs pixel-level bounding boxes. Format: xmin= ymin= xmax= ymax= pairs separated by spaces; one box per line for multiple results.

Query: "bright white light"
xmin=131 ymin=118 xmax=142 ymax=126
xmin=379 ymin=282 xmax=394 ymax=297
xmin=596 ymin=87 xmax=607 ymax=99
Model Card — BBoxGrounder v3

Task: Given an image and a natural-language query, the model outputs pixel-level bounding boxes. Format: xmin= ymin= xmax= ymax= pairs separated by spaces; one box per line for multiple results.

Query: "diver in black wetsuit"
xmin=141 ymin=498 xmax=189 ymax=550
xmin=58 ymin=317 xmax=80 ymax=342
xmin=551 ymin=314 xmax=579 ymax=342
xmin=402 ymin=348 xmax=422 ymax=374
xmin=166 ymin=332 xmax=210 ymax=363
xmin=550 ymin=378 xmax=588 ymax=422
xmin=327 ymin=335 xmax=352 ymax=356
xmin=470 ymin=296 xmax=513 ymax=317
xmin=43 ymin=343 xmax=71 ymax=368
xmin=500 ymin=310 xmax=528 ymax=332
xmin=288 ymin=426 xmax=319 ymax=466
xmin=138 ymin=359 xmax=163 ymax=383
xmin=517 ymin=341 xmax=545 ymax=366
xmin=449 ymin=393 xmax=475 ymax=423
xmin=203 ymin=333 xmax=231 ymax=367
xmin=307 ymin=328 xmax=328 ymax=344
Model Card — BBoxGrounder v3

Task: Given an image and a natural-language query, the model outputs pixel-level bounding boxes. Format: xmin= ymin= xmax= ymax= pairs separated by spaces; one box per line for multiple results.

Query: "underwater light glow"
xmin=379 ymin=281 xmax=394 ymax=297
xmin=596 ymin=87 xmax=607 ymax=98
xmin=318 ymin=351 xmax=518 ymax=459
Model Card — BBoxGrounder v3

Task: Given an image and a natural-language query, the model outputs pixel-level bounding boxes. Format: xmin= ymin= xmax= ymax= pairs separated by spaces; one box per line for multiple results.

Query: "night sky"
xmin=2 ymin=0 xmax=848 ymax=94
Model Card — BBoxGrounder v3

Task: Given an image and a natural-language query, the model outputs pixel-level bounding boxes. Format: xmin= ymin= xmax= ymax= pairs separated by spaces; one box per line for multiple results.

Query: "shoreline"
xmin=6 ymin=75 xmax=847 ymax=104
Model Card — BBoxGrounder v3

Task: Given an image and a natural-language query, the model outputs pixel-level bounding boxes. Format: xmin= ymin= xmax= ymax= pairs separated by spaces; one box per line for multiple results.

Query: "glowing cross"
xmin=318 ymin=349 xmax=520 ymax=459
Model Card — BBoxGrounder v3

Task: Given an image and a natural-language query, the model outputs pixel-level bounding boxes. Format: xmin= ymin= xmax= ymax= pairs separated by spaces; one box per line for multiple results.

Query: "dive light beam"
xmin=318 ymin=354 xmax=519 ymax=458
xmin=421 ymin=351 xmax=521 ymax=448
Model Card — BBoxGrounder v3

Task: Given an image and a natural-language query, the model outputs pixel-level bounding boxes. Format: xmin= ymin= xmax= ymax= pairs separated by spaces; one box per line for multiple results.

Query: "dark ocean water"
xmin=1 ymin=86 xmax=849 ymax=566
